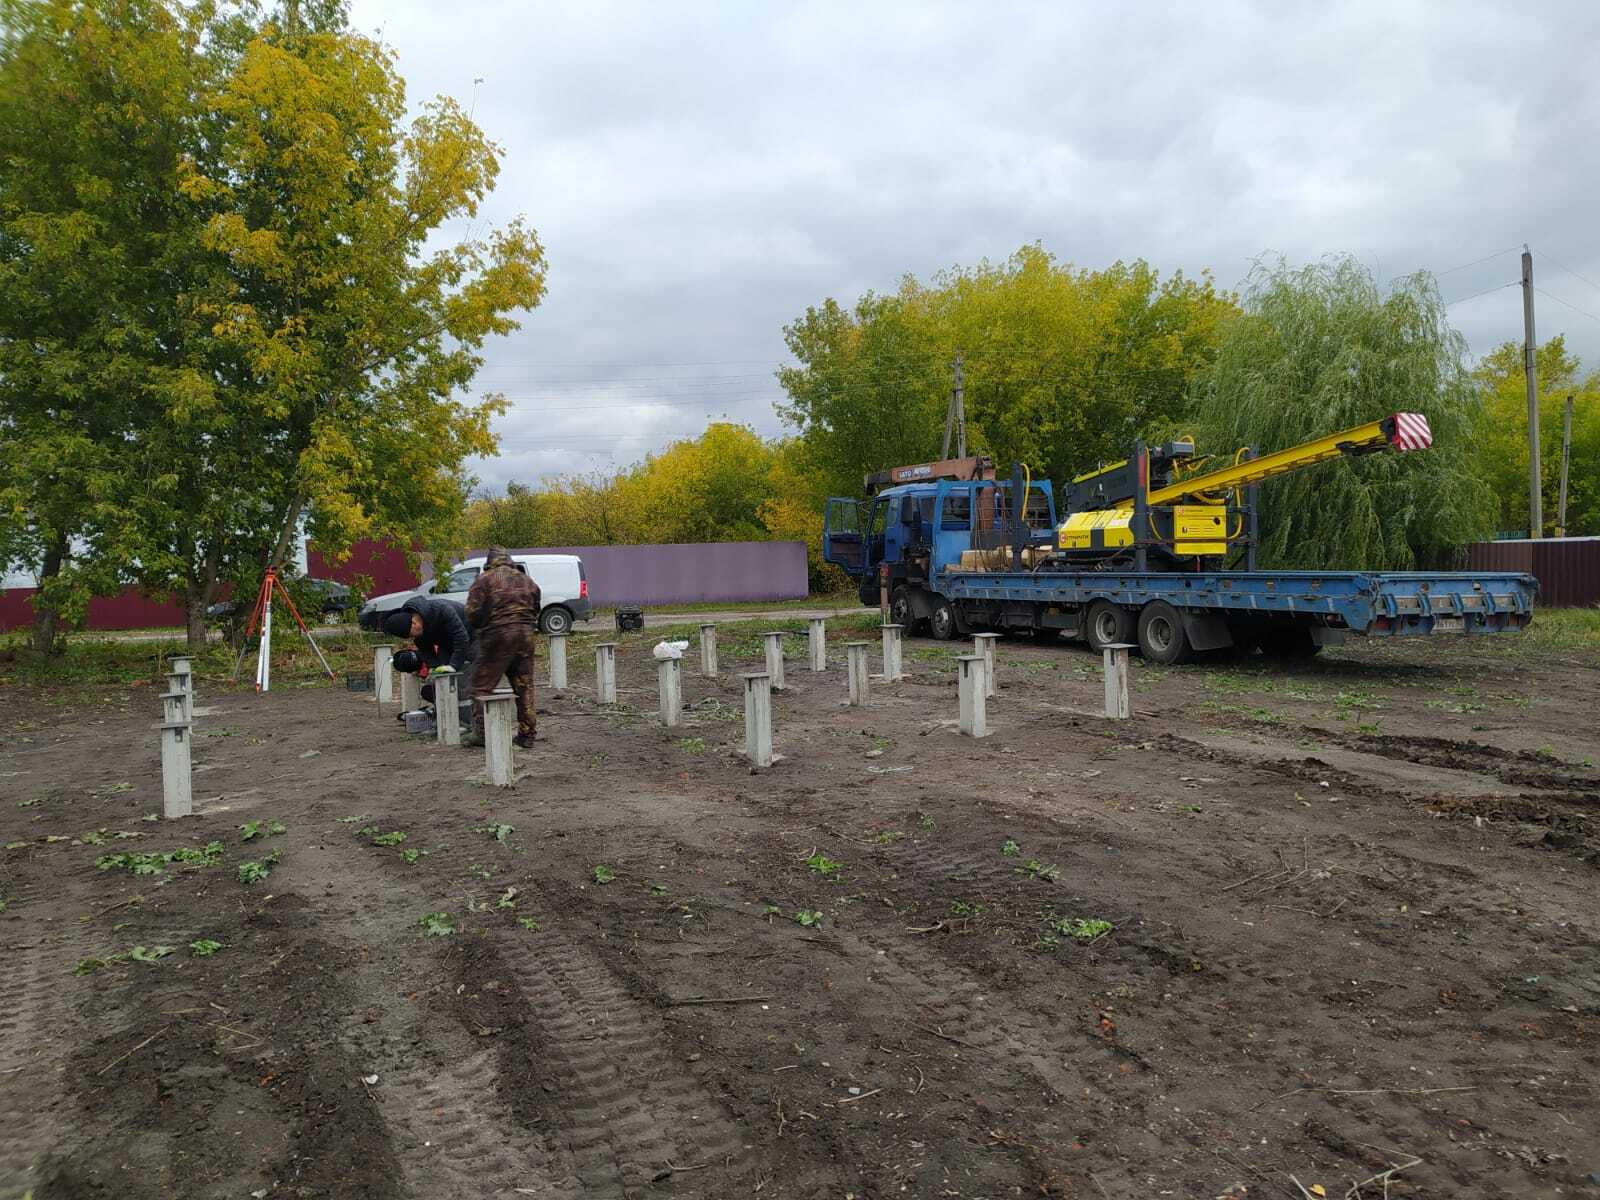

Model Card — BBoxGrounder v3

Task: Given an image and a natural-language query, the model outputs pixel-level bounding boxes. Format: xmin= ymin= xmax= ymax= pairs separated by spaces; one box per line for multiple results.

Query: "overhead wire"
xmin=1532 ymin=286 xmax=1600 ymax=328
xmin=1412 ymin=245 xmax=1522 ymax=281
xmin=1442 ymin=281 xmax=1519 ymax=307
xmin=1534 ymin=249 xmax=1600 ymax=299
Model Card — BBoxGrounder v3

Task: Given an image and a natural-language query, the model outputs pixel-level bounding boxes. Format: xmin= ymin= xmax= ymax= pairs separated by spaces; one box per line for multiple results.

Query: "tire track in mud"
xmin=279 ymin=834 xmax=582 ymax=1200
xmin=369 ymin=1052 xmax=581 ymax=1200
xmin=329 ymin=833 xmax=751 ymax=1199
xmin=881 ymin=836 xmax=1101 ymax=902
xmin=0 ymin=867 xmax=110 ymax=1200
xmin=821 ymin=838 xmax=1149 ymax=1103
xmin=806 ymin=920 xmax=1178 ymax=1190
xmin=484 ymin=927 xmax=750 ymax=1197
xmin=0 ymin=934 xmax=59 ymax=1199
xmin=1329 ymin=732 xmax=1600 ymax=793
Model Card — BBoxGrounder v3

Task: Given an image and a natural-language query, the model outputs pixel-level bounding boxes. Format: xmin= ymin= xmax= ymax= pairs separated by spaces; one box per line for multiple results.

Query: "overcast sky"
xmin=350 ymin=0 xmax=1600 ymax=496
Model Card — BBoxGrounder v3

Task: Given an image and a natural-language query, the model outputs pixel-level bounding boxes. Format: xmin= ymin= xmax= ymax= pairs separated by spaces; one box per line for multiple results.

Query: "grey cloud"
xmin=351 ymin=0 xmax=1600 ymax=494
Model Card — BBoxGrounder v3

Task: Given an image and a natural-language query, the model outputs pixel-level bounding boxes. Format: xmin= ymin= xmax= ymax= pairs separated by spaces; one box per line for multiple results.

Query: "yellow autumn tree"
xmin=2 ymin=1 xmax=549 ymax=650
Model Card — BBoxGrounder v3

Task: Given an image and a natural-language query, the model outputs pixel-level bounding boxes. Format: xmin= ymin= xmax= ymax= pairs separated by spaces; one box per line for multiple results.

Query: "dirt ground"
xmin=2 ymin=619 xmax=1598 ymax=1200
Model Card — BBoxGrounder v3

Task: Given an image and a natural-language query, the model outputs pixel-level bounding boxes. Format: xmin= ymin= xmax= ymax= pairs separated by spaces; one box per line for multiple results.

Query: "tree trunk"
xmin=269 ymin=495 xmax=302 ymax=570
xmin=184 ymin=538 xmax=223 ymax=655
xmin=30 ymin=537 xmax=69 ymax=655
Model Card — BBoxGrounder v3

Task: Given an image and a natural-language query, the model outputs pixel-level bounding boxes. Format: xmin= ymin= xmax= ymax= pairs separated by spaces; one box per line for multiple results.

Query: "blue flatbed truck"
xmin=823 ymin=426 xmax=1537 ymax=664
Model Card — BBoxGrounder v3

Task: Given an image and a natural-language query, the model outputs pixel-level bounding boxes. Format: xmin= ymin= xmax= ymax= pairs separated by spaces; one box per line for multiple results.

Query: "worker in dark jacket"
xmin=462 ymin=547 xmax=540 ymax=748
xmin=382 ymin=596 xmax=472 ymax=673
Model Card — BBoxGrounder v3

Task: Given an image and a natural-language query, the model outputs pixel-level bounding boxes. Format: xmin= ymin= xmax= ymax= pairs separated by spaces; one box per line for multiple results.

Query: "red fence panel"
xmin=306 ymin=539 xmax=419 ymax=595
xmin=0 ymin=586 xmax=187 ymax=633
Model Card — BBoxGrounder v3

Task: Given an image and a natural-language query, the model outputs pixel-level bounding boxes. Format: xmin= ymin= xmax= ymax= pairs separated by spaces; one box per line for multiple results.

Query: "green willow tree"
xmin=1186 ymin=256 xmax=1494 ymax=570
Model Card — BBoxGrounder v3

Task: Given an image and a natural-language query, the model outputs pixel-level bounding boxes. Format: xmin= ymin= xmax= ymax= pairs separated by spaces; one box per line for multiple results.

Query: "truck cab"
xmin=824 ymin=475 xmax=1058 ymax=632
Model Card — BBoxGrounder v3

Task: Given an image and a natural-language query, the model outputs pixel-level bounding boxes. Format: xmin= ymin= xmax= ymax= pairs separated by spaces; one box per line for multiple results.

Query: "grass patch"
xmin=0 ymin=626 xmax=387 ymax=696
xmin=1520 ymin=606 xmax=1600 ymax=655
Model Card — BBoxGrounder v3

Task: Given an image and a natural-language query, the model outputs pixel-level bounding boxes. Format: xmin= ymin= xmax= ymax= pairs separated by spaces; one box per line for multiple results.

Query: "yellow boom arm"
xmin=1143 ymin=412 xmax=1432 ymax=507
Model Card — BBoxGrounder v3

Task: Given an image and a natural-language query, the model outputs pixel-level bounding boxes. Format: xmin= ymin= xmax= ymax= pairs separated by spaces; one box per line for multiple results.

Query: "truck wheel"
xmin=538 ymin=605 xmax=574 ymax=636
xmin=1084 ymin=600 xmax=1133 ymax=651
xmin=890 ymin=587 xmax=927 ymax=636
xmin=1259 ymin=628 xmax=1320 ymax=659
xmin=1137 ymin=601 xmax=1193 ymax=665
xmin=929 ymin=598 xmax=958 ymax=641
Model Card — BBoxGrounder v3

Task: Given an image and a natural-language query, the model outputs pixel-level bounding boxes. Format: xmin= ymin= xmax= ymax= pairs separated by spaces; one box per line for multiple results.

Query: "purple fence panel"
xmin=503 ymin=541 xmax=809 ymax=607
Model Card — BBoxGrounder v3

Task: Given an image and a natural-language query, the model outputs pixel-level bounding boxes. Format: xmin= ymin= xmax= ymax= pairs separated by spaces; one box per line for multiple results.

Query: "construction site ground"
xmin=2 ymin=615 xmax=1597 ymax=1200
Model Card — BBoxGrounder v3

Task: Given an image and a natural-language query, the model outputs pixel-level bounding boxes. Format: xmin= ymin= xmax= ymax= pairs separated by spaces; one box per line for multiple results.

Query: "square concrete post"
xmin=373 ymin=645 xmax=394 ymax=705
xmin=399 ymin=668 xmax=423 ymax=712
xmin=1103 ymin=643 xmax=1133 ymax=720
xmin=483 ymin=690 xmax=517 ymax=786
xmin=957 ymin=654 xmax=988 ymax=738
xmin=699 ymin=624 xmax=718 ymax=677
xmin=881 ymin=623 xmax=904 ymax=681
xmin=808 ymin=618 xmax=827 ymax=671
xmin=548 ymin=634 xmax=568 ymax=690
xmin=657 ymin=658 xmax=683 ymax=726
xmin=160 ymin=691 xmax=192 ymax=819
xmin=762 ymin=632 xmax=786 ymax=691
xmin=168 ymin=656 xmax=194 ymax=721
xmin=166 ymin=672 xmax=189 ymax=720
xmin=743 ymin=671 xmax=773 ymax=768
xmin=973 ymin=632 xmax=1000 ymax=699
xmin=595 ymin=642 xmax=618 ymax=704
xmin=433 ymin=668 xmax=461 ymax=745
xmin=845 ymin=641 xmax=870 ymax=706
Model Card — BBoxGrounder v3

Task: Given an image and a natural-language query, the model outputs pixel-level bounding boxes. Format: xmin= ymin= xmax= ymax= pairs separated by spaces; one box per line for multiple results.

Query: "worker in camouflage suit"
xmin=461 ymin=547 xmax=541 ymax=749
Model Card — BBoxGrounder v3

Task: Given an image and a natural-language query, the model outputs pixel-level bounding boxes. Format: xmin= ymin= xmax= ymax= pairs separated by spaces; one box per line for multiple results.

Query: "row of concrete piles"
xmin=156 ymin=621 xmax=1139 ymax=814
xmin=361 ymin=619 xmax=1138 ymax=786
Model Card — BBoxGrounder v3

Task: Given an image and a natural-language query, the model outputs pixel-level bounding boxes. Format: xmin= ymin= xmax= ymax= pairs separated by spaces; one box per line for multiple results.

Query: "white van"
xmin=358 ymin=553 xmax=591 ymax=635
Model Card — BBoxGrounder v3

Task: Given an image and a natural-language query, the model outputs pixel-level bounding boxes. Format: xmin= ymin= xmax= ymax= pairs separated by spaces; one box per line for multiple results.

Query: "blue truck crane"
xmin=822 ymin=414 xmax=1536 ymax=664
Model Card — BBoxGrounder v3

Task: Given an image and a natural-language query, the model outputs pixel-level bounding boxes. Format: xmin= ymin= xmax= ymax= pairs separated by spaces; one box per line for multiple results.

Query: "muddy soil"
xmin=2 ymin=625 xmax=1598 ymax=1199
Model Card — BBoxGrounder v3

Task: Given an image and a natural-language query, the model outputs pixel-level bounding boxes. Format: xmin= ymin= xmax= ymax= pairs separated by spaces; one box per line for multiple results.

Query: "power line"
xmin=1532 ymin=286 xmax=1600 ymax=328
xmin=1443 ymin=281 xmax=1519 ymax=307
xmin=1430 ymin=246 xmax=1522 ymax=279
xmin=1535 ymin=250 xmax=1600 ymax=300
xmin=1385 ymin=245 xmax=1520 ymax=285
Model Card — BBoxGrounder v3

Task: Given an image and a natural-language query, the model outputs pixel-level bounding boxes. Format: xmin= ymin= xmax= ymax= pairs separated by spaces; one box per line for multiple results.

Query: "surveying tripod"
xmin=232 ymin=567 xmax=337 ymax=692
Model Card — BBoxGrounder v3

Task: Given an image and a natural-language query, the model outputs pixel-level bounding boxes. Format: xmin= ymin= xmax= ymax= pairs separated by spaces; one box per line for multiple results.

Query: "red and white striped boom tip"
xmin=1389 ymin=412 xmax=1432 ymax=451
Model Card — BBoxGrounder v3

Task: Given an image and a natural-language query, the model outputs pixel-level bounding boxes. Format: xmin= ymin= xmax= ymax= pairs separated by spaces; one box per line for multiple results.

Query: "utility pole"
xmin=953 ymin=350 xmax=966 ymax=459
xmin=1521 ymin=246 xmax=1543 ymax=538
xmin=1556 ymin=392 xmax=1574 ymax=538
xmin=941 ymin=354 xmax=957 ymax=459
xmin=942 ymin=350 xmax=966 ymax=460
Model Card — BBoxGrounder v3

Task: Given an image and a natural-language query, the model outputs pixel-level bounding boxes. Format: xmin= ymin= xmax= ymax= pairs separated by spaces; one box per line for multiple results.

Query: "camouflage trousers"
xmin=469 ymin=625 xmax=536 ymax=738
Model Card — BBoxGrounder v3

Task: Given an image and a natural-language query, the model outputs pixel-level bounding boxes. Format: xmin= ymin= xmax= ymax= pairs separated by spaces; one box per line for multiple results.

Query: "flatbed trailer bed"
xmin=937 ymin=568 xmax=1536 ymax=637
xmin=919 ymin=566 xmax=1538 ymax=662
